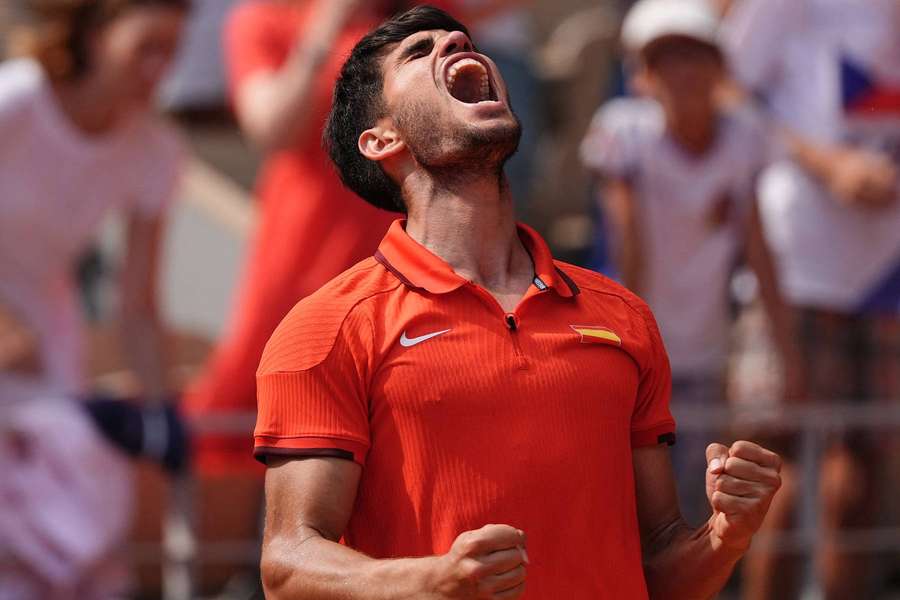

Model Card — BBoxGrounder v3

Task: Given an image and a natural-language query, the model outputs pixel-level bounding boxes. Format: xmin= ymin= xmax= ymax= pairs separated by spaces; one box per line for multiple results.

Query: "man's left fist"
xmin=705 ymin=441 xmax=782 ymax=552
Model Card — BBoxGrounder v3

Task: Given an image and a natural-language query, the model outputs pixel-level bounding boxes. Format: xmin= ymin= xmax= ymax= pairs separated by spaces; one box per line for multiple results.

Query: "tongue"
xmin=450 ymin=64 xmax=487 ymax=104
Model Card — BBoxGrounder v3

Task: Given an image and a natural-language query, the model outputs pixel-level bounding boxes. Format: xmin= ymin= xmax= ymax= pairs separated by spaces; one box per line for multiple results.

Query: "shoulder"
xmin=257 ymin=258 xmax=401 ymax=375
xmin=557 ymin=261 xmax=661 ymax=335
xmin=589 ymin=96 xmax=665 ymax=140
xmin=0 ymin=59 xmax=43 ymax=117
xmin=581 ymin=97 xmax=665 ymax=173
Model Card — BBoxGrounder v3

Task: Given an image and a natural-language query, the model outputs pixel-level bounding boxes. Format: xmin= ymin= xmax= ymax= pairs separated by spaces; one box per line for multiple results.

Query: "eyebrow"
xmin=396 ymin=36 xmax=436 ymax=65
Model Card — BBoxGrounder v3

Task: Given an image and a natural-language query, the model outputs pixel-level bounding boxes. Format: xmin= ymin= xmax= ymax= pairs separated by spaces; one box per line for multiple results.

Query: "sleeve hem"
xmin=631 ymin=421 xmax=677 ymax=448
xmin=253 ymin=435 xmax=369 ymax=466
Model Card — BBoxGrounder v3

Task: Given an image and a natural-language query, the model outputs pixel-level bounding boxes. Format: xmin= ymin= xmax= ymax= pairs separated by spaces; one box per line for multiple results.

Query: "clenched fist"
xmin=428 ymin=524 xmax=528 ymax=599
xmin=706 ymin=441 xmax=782 ymax=552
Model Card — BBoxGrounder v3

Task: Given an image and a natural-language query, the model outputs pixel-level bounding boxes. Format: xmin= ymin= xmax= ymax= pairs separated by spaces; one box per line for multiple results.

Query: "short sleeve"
xmin=579 ymin=97 xmax=663 ymax=179
xmin=129 ymin=121 xmax=185 ymax=218
xmin=721 ymin=0 xmax=806 ymax=93
xmin=630 ymin=302 xmax=676 ymax=447
xmin=224 ymin=2 xmax=289 ymax=100
xmin=254 ymin=305 xmax=373 ymax=465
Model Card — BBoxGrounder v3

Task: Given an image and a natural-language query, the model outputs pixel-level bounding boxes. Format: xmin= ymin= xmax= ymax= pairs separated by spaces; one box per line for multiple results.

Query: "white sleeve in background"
xmin=720 ymin=0 xmax=808 ymax=93
xmin=579 ymin=97 xmax=664 ymax=179
xmin=128 ymin=120 xmax=187 ymax=219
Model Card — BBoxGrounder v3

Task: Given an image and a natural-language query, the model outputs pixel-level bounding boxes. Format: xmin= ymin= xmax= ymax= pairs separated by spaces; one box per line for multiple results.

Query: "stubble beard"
xmin=396 ymin=99 xmax=522 ymax=187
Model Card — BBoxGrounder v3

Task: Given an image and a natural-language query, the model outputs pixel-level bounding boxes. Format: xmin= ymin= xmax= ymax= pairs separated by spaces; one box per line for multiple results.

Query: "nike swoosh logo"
xmin=400 ymin=329 xmax=451 ymax=347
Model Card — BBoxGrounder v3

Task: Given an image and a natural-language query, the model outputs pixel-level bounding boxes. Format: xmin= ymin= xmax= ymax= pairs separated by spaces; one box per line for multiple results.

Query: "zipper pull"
xmin=505 ymin=313 xmax=519 ymax=331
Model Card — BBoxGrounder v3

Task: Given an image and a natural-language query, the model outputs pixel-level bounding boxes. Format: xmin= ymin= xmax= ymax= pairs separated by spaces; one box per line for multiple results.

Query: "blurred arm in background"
xmin=232 ymin=0 xmax=364 ymax=152
xmin=784 ymin=134 xmax=898 ymax=210
xmin=600 ymin=177 xmax=645 ymax=295
xmin=743 ymin=197 xmax=805 ymax=401
xmin=119 ymin=213 xmax=171 ymax=400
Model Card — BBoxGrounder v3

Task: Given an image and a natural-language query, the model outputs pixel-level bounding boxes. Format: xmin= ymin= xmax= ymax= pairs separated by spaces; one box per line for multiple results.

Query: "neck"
xmin=403 ymin=169 xmax=533 ymax=292
xmin=52 ymin=76 xmax=123 ymax=135
xmin=665 ymin=106 xmax=718 ymax=156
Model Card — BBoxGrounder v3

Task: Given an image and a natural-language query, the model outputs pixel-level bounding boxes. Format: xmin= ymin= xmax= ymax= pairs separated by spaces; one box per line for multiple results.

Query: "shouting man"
xmin=254 ymin=6 xmax=781 ymax=599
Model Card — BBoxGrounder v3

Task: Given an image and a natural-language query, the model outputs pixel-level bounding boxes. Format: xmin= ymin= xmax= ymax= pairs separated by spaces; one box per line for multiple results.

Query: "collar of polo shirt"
xmin=374 ymin=220 xmax=580 ymax=297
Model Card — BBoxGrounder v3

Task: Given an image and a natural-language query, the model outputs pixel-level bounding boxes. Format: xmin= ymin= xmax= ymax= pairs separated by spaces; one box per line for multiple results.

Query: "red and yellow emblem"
xmin=570 ymin=325 xmax=622 ymax=346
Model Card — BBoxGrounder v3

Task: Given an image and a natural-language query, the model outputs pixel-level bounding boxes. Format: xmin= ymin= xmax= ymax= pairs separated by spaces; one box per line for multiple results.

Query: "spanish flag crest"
xmin=570 ymin=325 xmax=622 ymax=346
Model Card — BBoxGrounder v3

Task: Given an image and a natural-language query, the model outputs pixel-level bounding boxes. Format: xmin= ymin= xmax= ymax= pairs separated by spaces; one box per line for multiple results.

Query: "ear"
xmin=358 ymin=117 xmax=406 ymax=163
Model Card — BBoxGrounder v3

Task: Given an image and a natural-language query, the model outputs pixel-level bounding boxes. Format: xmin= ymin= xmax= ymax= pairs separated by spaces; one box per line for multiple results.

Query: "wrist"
xmin=709 ymin=529 xmax=752 ymax=557
xmin=362 ymin=555 xmax=445 ymax=600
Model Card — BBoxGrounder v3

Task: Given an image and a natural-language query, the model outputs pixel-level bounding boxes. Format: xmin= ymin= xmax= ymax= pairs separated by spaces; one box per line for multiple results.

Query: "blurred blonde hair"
xmin=9 ymin=0 xmax=188 ymax=81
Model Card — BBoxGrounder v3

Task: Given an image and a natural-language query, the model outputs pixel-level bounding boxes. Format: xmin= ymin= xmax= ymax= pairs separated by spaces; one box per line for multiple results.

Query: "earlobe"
xmin=358 ymin=120 xmax=405 ymax=162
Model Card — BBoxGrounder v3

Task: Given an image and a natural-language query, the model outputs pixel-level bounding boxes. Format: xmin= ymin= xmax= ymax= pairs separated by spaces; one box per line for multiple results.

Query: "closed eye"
xmin=400 ymin=38 xmax=435 ymax=62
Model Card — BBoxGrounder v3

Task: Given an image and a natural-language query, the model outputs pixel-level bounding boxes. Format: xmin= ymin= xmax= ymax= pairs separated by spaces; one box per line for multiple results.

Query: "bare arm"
xmin=234 ymin=0 xmax=363 ymax=152
xmin=120 ymin=213 xmax=169 ymax=400
xmin=785 ymin=131 xmax=897 ymax=209
xmin=262 ymin=456 xmax=528 ymax=599
xmin=743 ymin=199 xmax=805 ymax=400
xmin=636 ymin=441 xmax=781 ymax=600
xmin=601 ymin=178 xmax=645 ymax=294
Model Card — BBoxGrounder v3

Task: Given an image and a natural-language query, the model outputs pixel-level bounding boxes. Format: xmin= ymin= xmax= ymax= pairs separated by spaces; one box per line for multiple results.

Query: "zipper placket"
xmin=466 ymin=282 xmax=530 ymax=370
xmin=504 ymin=312 xmax=528 ymax=370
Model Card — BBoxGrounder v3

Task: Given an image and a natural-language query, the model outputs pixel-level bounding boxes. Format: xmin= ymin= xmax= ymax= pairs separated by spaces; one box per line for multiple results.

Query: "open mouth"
xmin=446 ymin=57 xmax=498 ymax=104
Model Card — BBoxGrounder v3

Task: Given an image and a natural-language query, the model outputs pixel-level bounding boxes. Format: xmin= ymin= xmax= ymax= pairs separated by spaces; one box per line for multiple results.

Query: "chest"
xmin=635 ymin=144 xmax=753 ymax=250
xmin=0 ymin=128 xmax=137 ymax=267
xmin=368 ymin=295 xmax=641 ymax=441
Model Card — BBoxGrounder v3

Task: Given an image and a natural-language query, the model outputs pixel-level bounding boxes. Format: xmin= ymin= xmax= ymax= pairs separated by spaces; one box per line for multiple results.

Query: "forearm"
xmin=263 ymin=527 xmax=437 ymax=600
xmin=241 ymin=43 xmax=328 ymax=150
xmin=744 ymin=211 xmax=794 ymax=360
xmin=120 ymin=311 xmax=169 ymax=400
xmin=783 ymin=130 xmax=826 ymax=179
xmin=602 ymin=179 xmax=645 ymax=294
xmin=643 ymin=519 xmax=744 ymax=600
xmin=239 ymin=1 xmax=356 ymax=151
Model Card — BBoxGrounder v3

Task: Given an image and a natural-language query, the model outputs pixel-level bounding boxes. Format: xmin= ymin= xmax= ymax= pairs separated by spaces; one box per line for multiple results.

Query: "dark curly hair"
xmin=323 ymin=5 xmax=469 ymax=213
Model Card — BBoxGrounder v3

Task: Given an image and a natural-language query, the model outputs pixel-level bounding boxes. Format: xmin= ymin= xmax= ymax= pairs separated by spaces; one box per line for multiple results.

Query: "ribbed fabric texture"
xmin=255 ymin=247 xmax=673 ymax=598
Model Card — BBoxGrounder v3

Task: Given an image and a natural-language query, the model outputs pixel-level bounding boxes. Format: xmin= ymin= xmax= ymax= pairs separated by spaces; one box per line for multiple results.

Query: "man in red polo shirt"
xmin=255 ymin=7 xmax=782 ymax=599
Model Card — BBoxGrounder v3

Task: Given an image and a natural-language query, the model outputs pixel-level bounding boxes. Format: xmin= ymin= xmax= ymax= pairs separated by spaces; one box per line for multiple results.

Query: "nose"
xmin=438 ymin=30 xmax=474 ymax=57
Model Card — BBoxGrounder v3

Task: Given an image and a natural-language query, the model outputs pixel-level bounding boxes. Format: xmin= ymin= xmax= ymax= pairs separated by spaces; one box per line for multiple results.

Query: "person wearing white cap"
xmin=581 ymin=0 xmax=801 ymax=528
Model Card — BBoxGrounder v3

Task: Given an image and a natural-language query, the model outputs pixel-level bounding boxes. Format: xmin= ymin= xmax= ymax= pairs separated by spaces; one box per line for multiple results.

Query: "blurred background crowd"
xmin=0 ymin=0 xmax=898 ymax=599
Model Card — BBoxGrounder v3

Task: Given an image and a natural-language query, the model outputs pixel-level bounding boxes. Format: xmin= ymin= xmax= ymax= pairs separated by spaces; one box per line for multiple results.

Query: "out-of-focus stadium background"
xmin=1 ymin=1 xmax=898 ymax=599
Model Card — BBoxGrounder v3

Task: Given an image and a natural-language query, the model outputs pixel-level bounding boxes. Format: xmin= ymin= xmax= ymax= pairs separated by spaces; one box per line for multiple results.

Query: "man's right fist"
xmin=429 ymin=524 xmax=528 ymax=599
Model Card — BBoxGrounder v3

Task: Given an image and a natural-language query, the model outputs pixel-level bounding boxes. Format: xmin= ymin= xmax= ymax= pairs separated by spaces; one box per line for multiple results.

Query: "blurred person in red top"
xmin=180 ymin=0 xmax=413 ymax=591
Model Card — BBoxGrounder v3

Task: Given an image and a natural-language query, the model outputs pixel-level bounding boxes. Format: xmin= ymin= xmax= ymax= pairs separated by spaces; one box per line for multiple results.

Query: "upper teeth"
xmin=447 ymin=58 xmax=491 ymax=101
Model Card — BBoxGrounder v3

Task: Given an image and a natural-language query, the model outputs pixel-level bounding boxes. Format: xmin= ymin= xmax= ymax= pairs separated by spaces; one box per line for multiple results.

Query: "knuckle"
xmin=460 ymin=536 xmax=481 ymax=557
xmin=459 ymin=558 xmax=482 ymax=581
xmin=732 ymin=440 xmax=752 ymax=454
